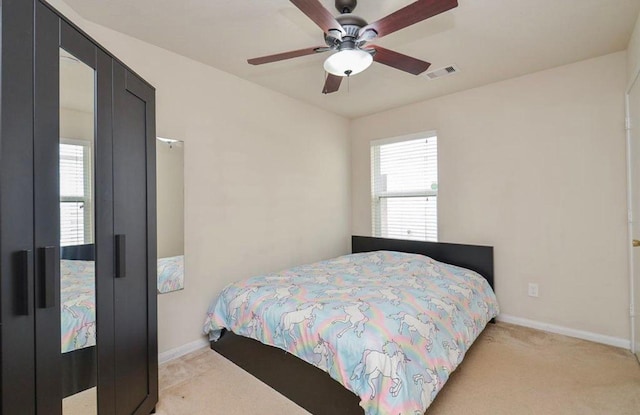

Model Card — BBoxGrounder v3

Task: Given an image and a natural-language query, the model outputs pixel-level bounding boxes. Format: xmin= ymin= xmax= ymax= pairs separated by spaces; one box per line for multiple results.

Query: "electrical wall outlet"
xmin=528 ymin=283 xmax=539 ymax=298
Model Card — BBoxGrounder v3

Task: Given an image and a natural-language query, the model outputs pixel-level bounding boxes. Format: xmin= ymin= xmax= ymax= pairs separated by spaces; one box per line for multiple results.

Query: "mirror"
xmin=157 ymin=138 xmax=185 ymax=293
xmin=59 ymin=49 xmax=97 ymax=415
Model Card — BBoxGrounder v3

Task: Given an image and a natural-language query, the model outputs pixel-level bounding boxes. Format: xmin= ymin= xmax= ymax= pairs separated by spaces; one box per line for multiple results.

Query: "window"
xmin=60 ymin=140 xmax=93 ymax=246
xmin=371 ymin=133 xmax=438 ymax=242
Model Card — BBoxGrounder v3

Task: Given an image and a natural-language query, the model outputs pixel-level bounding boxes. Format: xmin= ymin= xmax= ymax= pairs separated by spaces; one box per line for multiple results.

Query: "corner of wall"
xmin=627 ymin=12 xmax=640 ymax=85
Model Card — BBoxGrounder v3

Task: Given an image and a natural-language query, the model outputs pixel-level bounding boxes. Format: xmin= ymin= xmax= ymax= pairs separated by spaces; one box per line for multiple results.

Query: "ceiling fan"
xmin=248 ymin=0 xmax=458 ymax=94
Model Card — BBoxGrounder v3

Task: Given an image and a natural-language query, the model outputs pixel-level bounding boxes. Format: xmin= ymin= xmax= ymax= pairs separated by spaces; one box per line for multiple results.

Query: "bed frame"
xmin=210 ymin=236 xmax=495 ymax=415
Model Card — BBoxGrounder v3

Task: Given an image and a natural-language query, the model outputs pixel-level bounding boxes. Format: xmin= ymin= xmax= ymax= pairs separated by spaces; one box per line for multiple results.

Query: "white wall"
xmin=49 ymin=0 xmax=351 ymax=353
xmin=351 ymin=52 xmax=629 ymax=340
xmin=628 ymin=13 xmax=640 ymax=84
xmin=60 ymin=108 xmax=92 ymax=142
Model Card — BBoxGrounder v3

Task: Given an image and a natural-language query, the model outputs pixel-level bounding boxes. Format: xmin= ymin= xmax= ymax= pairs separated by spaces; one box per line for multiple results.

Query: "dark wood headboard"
xmin=351 ymin=236 xmax=494 ymax=289
xmin=60 ymin=244 xmax=95 ymax=261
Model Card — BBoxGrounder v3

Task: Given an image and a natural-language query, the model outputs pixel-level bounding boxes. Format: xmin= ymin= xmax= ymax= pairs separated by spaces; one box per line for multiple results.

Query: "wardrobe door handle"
xmin=16 ymin=250 xmax=33 ymax=316
xmin=115 ymin=234 xmax=126 ymax=278
xmin=38 ymin=247 xmax=56 ymax=308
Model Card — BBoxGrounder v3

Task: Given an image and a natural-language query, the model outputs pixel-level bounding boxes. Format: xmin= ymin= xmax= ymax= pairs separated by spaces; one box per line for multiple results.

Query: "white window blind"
xmin=371 ymin=135 xmax=438 ymax=241
xmin=60 ymin=142 xmax=93 ymax=246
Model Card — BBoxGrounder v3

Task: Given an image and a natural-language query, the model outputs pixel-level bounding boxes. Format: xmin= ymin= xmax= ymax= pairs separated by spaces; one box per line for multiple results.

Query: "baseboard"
xmin=497 ymin=314 xmax=631 ymax=350
xmin=158 ymin=337 xmax=210 ymax=364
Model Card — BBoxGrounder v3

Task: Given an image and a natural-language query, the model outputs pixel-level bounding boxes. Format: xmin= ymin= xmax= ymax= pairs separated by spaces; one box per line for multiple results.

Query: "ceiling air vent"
xmin=425 ymin=64 xmax=460 ymax=80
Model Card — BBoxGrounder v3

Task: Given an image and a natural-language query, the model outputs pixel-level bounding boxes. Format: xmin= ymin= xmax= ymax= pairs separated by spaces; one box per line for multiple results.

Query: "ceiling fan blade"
xmin=372 ymin=46 xmax=431 ymax=75
xmin=322 ymin=73 xmax=342 ymax=94
xmin=360 ymin=0 xmax=458 ymax=39
xmin=248 ymin=46 xmax=328 ymax=65
xmin=290 ymin=0 xmax=344 ymax=35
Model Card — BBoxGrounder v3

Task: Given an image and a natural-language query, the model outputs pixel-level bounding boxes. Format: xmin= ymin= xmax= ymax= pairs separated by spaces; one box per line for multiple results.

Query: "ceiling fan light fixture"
xmin=323 ymin=49 xmax=372 ymax=77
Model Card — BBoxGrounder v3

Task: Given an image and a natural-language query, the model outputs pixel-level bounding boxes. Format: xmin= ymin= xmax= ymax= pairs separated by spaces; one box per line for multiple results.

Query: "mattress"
xmin=204 ymin=251 xmax=499 ymax=415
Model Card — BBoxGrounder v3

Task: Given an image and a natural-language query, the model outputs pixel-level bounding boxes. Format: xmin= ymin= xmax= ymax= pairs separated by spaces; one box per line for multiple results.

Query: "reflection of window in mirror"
xmin=157 ymin=137 xmax=185 ymax=294
xmin=60 ymin=138 xmax=93 ymax=246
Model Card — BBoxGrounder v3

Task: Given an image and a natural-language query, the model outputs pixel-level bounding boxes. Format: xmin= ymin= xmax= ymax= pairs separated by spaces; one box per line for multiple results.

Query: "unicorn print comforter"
xmin=61 ymin=259 xmax=96 ymax=353
xmin=158 ymin=255 xmax=185 ymax=293
xmin=204 ymin=251 xmax=499 ymax=415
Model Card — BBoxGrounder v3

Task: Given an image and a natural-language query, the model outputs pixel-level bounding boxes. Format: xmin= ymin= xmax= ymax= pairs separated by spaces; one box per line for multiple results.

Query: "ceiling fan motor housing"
xmin=325 ymin=14 xmax=368 ymax=49
xmin=335 ymin=0 xmax=357 ymax=14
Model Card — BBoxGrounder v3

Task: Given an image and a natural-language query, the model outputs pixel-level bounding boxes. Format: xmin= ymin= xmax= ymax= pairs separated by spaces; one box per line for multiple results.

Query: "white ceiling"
xmin=63 ymin=0 xmax=640 ymax=118
xmin=60 ymin=49 xmax=95 ymax=113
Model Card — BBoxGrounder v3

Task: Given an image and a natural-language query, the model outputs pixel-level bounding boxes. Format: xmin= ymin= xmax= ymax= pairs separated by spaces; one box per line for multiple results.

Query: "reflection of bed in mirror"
xmin=156 ymin=137 xmax=185 ymax=294
xmin=158 ymin=254 xmax=185 ymax=293
xmin=60 ymin=243 xmax=97 ymax=398
xmin=61 ymin=243 xmax=186 ymax=397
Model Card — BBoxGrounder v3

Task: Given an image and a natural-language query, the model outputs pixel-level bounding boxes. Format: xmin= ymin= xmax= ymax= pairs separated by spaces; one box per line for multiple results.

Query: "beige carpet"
xmin=156 ymin=323 xmax=640 ymax=415
xmin=62 ymin=387 xmax=97 ymax=415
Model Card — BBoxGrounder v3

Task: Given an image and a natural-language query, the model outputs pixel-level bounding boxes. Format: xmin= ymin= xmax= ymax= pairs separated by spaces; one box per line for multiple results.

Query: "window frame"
xmin=370 ymin=131 xmax=439 ymax=242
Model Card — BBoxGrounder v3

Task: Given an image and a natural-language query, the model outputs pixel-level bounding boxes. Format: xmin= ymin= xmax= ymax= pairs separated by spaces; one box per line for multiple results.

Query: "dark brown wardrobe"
xmin=0 ymin=1 xmax=158 ymax=414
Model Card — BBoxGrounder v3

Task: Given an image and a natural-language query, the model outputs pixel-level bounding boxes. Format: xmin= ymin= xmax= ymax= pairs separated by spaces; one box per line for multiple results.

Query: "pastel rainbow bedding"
xmin=61 ymin=259 xmax=96 ymax=353
xmin=61 ymin=255 xmax=186 ymax=353
xmin=158 ymin=255 xmax=185 ymax=293
xmin=204 ymin=251 xmax=500 ymax=415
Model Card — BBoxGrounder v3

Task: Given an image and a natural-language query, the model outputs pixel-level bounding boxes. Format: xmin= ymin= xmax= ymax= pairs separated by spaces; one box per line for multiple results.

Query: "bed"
xmin=204 ymin=236 xmax=499 ymax=415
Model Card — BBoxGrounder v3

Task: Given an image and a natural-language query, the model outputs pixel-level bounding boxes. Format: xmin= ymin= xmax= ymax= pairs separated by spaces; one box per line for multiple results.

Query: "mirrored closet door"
xmin=59 ymin=48 xmax=98 ymax=415
xmin=33 ymin=4 xmax=104 ymax=413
